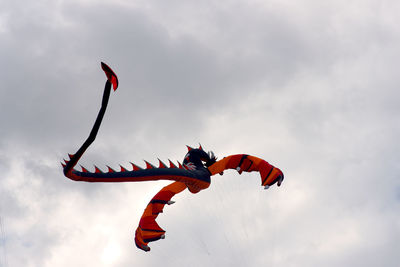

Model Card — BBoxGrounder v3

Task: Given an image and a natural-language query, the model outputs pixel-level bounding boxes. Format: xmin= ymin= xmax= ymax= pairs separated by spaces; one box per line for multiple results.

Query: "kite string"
xmin=270 ymin=189 xmax=281 ymax=267
xmin=212 ymin=174 xmax=246 ymax=264
xmin=0 ymin=215 xmax=8 ymax=267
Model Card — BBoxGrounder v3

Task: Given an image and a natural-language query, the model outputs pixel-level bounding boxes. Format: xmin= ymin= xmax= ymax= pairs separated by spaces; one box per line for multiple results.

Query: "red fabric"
xmin=135 ymin=182 xmax=187 ymax=251
xmin=101 ymin=62 xmax=119 ymax=90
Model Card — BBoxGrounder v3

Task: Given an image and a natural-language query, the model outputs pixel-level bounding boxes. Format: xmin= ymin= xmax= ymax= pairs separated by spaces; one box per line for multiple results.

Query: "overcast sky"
xmin=1 ymin=0 xmax=399 ymax=266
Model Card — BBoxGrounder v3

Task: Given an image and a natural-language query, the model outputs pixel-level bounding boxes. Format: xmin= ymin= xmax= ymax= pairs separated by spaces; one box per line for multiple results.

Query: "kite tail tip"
xmin=135 ymin=238 xmax=151 ymax=252
xmin=101 ymin=62 xmax=119 ymax=90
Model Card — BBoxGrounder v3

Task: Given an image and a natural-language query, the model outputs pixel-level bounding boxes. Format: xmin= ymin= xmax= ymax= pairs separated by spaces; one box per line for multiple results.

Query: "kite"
xmin=62 ymin=62 xmax=284 ymax=251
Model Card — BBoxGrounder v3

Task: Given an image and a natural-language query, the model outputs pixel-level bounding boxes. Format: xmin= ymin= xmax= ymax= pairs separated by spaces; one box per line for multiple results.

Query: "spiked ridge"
xmin=107 ymin=166 xmax=116 ymax=173
xmin=168 ymin=160 xmax=177 ymax=168
xmin=120 ymin=165 xmax=127 ymax=172
xmin=178 ymin=162 xmax=184 ymax=169
xmin=94 ymin=166 xmax=103 ymax=173
xmin=81 ymin=165 xmax=89 ymax=173
xmin=158 ymin=159 xmax=167 ymax=168
xmin=131 ymin=162 xmax=143 ymax=171
xmin=71 ymin=158 xmax=188 ymax=176
xmin=144 ymin=160 xmax=156 ymax=169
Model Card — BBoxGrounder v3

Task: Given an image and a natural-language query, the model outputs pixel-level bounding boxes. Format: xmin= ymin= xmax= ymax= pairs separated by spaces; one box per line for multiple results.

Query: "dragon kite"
xmin=62 ymin=62 xmax=284 ymax=252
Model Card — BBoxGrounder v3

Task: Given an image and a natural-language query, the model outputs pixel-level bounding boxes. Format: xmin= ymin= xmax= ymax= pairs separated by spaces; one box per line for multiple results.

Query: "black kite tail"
xmin=63 ymin=62 xmax=118 ymax=176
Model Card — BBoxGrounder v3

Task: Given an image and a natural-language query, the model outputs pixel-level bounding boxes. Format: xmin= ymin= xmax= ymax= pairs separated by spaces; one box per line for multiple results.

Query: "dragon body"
xmin=62 ymin=63 xmax=284 ymax=251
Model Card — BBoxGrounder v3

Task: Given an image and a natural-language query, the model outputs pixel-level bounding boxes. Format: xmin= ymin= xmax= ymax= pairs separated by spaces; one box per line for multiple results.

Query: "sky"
xmin=1 ymin=0 xmax=399 ymax=266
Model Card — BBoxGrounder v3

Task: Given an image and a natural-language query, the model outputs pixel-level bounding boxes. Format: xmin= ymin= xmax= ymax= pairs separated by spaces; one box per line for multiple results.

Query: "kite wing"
xmin=208 ymin=154 xmax=284 ymax=188
xmin=135 ymin=181 xmax=187 ymax=251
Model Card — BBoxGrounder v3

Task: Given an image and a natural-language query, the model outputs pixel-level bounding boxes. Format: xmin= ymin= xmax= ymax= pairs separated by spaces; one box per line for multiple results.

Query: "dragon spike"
xmin=94 ymin=166 xmax=103 ymax=173
xmin=186 ymin=145 xmax=193 ymax=151
xmin=168 ymin=159 xmax=177 ymax=168
xmin=80 ymin=165 xmax=89 ymax=173
xmin=158 ymin=159 xmax=167 ymax=168
xmin=61 ymin=162 xmax=66 ymax=168
xmin=63 ymin=159 xmax=70 ymax=165
xmin=144 ymin=160 xmax=156 ymax=169
xmin=130 ymin=162 xmax=143 ymax=171
xmin=120 ymin=165 xmax=127 ymax=172
xmin=107 ymin=166 xmax=115 ymax=173
xmin=177 ymin=161 xmax=184 ymax=169
xmin=198 ymin=143 xmax=203 ymax=150
xmin=68 ymin=153 xmax=74 ymax=159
